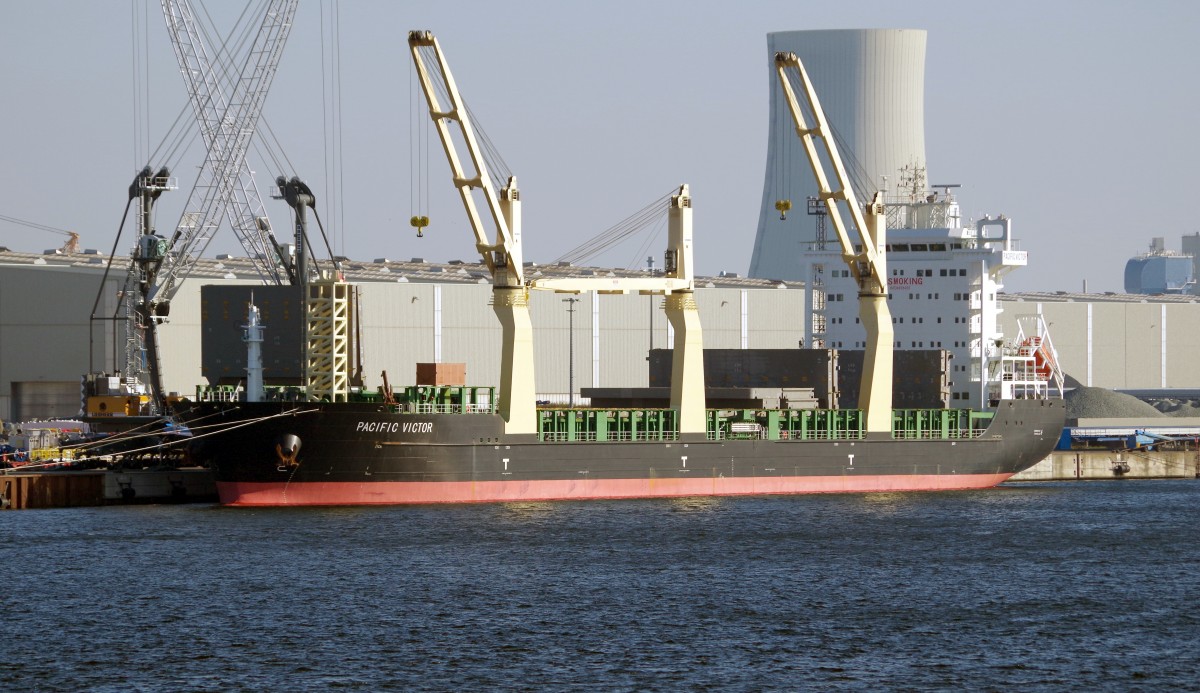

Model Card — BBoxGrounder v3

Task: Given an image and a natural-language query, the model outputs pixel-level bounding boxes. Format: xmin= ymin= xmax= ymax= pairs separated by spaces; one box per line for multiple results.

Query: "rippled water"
xmin=3 ymin=480 xmax=1199 ymax=691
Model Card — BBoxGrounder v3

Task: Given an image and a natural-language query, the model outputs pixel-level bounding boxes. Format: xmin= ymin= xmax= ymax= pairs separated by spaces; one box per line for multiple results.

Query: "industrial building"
xmin=1123 ymin=236 xmax=1198 ymax=295
xmin=0 ymin=249 xmax=799 ymax=421
xmin=4 ymin=247 xmax=1200 ymax=422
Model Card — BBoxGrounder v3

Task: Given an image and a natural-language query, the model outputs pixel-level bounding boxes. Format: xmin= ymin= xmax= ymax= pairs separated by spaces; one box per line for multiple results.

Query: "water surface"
xmin=3 ymin=480 xmax=1198 ymax=690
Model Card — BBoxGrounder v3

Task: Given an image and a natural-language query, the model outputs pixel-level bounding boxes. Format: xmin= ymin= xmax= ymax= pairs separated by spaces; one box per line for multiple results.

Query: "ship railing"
xmin=196 ymin=385 xmax=242 ymax=402
xmin=776 ymin=429 xmax=864 ymax=441
xmin=539 ymin=431 xmax=680 ymax=443
xmin=805 ymin=429 xmax=864 ymax=440
xmin=706 ymin=429 xmax=867 ymax=441
xmin=891 ymin=428 xmax=984 ymax=440
xmin=412 ymin=402 xmax=495 ymax=415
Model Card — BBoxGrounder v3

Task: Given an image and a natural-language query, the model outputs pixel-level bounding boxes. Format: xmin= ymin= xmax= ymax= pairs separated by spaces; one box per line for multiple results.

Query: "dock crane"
xmin=110 ymin=0 xmax=298 ymax=415
xmin=773 ymin=51 xmax=894 ymax=434
xmin=407 ymin=31 xmax=707 ymax=437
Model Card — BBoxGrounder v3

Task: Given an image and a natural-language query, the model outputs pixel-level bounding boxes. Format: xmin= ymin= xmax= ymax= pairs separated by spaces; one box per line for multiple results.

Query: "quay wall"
xmin=1012 ymin=450 xmax=1199 ymax=481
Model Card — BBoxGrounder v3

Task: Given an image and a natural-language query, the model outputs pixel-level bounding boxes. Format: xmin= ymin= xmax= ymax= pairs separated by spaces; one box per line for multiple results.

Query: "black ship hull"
xmin=179 ymin=398 xmax=1065 ymax=506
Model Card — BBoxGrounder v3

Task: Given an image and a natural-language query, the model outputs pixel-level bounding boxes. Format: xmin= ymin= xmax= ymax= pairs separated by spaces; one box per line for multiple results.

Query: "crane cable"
xmin=0 ymin=214 xmax=75 ymax=238
xmin=553 ymin=189 xmax=674 ymax=268
xmin=320 ymin=0 xmax=345 ymax=254
xmin=409 ymin=45 xmax=431 ymax=237
xmin=141 ymin=1 xmax=300 ymax=192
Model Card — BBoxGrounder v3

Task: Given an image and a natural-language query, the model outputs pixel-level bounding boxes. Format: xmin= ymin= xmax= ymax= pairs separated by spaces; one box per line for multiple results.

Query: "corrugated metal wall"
xmin=0 ymin=264 xmax=119 ymax=421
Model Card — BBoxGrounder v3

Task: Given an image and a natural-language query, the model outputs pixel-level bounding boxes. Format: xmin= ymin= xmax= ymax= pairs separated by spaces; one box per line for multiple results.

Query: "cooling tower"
xmin=749 ymin=29 xmax=928 ymax=281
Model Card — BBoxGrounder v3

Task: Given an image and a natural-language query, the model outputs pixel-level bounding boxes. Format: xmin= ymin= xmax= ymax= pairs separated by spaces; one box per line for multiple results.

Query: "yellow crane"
xmin=407 ymin=31 xmax=708 ymax=436
xmin=0 ymin=214 xmax=80 ymax=254
xmin=773 ymin=51 xmax=894 ymax=434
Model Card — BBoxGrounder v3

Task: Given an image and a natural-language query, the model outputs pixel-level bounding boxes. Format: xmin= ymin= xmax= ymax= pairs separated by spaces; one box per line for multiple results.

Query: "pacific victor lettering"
xmin=355 ymin=420 xmax=434 ymax=434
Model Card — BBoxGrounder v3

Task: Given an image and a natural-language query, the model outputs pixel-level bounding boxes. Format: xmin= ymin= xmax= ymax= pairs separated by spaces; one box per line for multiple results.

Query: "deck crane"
xmin=408 ymin=30 xmax=535 ymax=434
xmin=530 ymin=186 xmax=706 ymax=437
xmin=116 ymin=0 xmax=298 ymax=414
xmin=408 ymin=30 xmax=707 ymax=437
xmin=773 ymin=51 xmax=894 ymax=434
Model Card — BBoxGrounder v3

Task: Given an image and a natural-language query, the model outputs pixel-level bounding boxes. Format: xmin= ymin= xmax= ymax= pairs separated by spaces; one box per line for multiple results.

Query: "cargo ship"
xmin=179 ymin=392 xmax=1063 ymax=506
xmin=171 ymin=35 xmax=1065 ymax=506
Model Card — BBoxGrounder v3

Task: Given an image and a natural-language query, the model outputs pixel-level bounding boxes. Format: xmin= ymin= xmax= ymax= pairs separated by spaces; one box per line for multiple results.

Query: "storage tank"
xmin=1124 ymin=254 xmax=1194 ymax=295
xmin=749 ymin=29 xmax=928 ymax=281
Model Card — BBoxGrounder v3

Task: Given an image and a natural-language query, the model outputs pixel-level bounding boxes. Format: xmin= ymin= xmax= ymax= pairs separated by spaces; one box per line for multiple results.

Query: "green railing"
xmin=534 ymin=406 xmax=991 ymax=443
xmin=538 ymin=409 xmax=679 ymax=442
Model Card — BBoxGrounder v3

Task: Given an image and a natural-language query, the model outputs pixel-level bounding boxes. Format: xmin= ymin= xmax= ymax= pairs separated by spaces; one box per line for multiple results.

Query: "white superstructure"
xmin=805 ymin=181 xmax=1028 ymax=409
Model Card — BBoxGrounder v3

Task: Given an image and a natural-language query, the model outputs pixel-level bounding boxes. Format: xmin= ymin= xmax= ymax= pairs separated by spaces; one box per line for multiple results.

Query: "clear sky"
xmin=2 ymin=0 xmax=1197 ymax=294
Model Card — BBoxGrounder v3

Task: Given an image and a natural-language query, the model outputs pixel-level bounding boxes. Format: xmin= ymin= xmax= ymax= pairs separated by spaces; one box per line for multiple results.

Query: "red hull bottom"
xmin=216 ymin=473 xmax=1014 ymax=506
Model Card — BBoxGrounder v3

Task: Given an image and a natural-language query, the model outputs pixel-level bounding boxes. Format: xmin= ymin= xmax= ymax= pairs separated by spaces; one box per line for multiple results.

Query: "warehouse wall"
xmin=9 ymin=255 xmax=1200 ymax=425
xmin=0 ymin=263 xmax=118 ymax=421
xmin=1000 ymin=299 xmax=1200 ymax=390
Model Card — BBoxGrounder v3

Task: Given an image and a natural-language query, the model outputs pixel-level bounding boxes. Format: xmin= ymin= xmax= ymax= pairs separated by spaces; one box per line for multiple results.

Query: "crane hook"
xmin=410 ymin=216 xmax=430 ymax=237
xmin=775 ymin=199 xmax=792 ymax=220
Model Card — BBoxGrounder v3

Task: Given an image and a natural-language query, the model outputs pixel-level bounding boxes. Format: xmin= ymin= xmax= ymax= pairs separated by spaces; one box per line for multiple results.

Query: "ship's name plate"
xmin=1002 ymin=250 xmax=1028 ymax=265
xmin=356 ymin=421 xmax=434 ymax=434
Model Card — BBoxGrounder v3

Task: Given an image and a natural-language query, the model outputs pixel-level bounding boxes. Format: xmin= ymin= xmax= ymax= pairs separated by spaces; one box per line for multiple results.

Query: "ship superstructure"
xmin=802 ymin=171 xmax=1029 ymax=409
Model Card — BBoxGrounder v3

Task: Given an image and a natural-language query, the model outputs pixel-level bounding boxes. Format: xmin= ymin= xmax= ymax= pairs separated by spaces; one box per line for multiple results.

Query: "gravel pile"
xmin=1149 ymin=399 xmax=1200 ymax=417
xmin=1064 ymin=386 xmax=1165 ymax=420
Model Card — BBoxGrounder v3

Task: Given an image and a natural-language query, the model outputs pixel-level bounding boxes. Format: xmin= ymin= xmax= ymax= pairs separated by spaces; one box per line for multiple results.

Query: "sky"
xmin=2 ymin=0 xmax=1198 ymax=294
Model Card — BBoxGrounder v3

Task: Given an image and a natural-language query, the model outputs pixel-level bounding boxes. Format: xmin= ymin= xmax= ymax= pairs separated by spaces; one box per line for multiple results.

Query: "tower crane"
xmin=407 ymin=31 xmax=707 ymax=437
xmin=114 ymin=0 xmax=298 ymax=415
xmin=0 ymin=214 xmax=81 ymax=254
xmin=773 ymin=51 xmax=893 ymax=434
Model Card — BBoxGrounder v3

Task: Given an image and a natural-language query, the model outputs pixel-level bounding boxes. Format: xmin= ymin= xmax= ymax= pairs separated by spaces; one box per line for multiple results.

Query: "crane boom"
xmin=117 ymin=0 xmax=297 ymax=414
xmin=408 ymin=30 xmax=534 ymax=433
xmin=0 ymin=214 xmax=80 ymax=254
xmin=407 ymin=30 xmax=523 ymax=287
xmin=774 ymin=51 xmax=894 ymax=433
xmin=408 ymin=31 xmax=709 ymax=435
xmin=157 ymin=0 xmax=299 ymax=302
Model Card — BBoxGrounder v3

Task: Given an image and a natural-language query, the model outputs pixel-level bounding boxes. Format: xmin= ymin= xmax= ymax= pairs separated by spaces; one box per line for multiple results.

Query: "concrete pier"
xmin=1012 ymin=450 xmax=1199 ymax=481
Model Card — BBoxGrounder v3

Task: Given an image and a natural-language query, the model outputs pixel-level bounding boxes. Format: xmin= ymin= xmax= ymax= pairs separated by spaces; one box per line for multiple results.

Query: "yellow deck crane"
xmin=773 ymin=51 xmax=894 ymax=435
xmin=407 ymin=31 xmax=707 ymax=437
